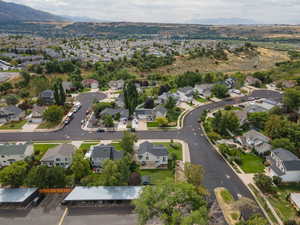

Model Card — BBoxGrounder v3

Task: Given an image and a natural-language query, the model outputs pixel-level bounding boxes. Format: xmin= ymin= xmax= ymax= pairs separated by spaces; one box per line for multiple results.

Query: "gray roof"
xmin=284 ymin=161 xmax=300 ymax=171
xmin=272 ymin=148 xmax=299 ymax=161
xmin=0 ymin=188 xmax=38 ymax=203
xmin=64 ymin=186 xmax=143 ymax=201
xmin=246 ymin=104 xmax=268 ymax=113
xmin=41 ymin=144 xmax=76 ymax=162
xmin=39 ymin=90 xmax=54 ymax=98
xmin=0 ymin=143 xmax=31 ymax=156
xmin=243 ymin=129 xmax=270 ymax=143
xmin=62 ymin=81 xmax=74 ymax=91
xmin=153 ymin=105 xmax=167 ymax=116
xmin=0 ymin=106 xmax=23 ymax=117
xmin=135 ymin=109 xmax=154 ymax=116
xmin=91 ymin=144 xmax=123 ymax=161
xmin=100 ymin=108 xmax=129 ymax=118
xmin=138 ymin=141 xmax=168 ymax=157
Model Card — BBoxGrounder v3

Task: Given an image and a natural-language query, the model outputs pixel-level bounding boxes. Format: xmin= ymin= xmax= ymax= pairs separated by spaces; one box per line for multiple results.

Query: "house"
xmin=194 ymin=84 xmax=214 ymax=98
xmin=29 ymin=105 xmax=45 ymax=124
xmin=0 ymin=106 xmax=25 ymax=124
xmin=233 ymin=110 xmax=248 ymax=126
xmin=177 ymin=87 xmax=194 ymax=102
xmin=82 ymin=79 xmax=99 ymax=89
xmin=267 ymin=148 xmax=300 ymax=182
xmin=153 ymin=105 xmax=167 ymax=118
xmin=100 ymin=108 xmax=129 ymax=121
xmin=108 ymin=80 xmax=124 ymax=90
xmin=245 ymin=76 xmax=262 ymax=87
xmin=157 ymin=92 xmax=179 ymax=104
xmin=135 ymin=109 xmax=155 ymax=121
xmin=62 ymin=81 xmax=76 ymax=93
xmin=137 ymin=141 xmax=168 ymax=168
xmin=245 ymin=98 xmax=282 ymax=113
xmin=237 ymin=129 xmax=272 ymax=154
xmin=39 ymin=90 xmax=55 ymax=105
xmin=276 ymin=80 xmax=297 ymax=89
xmin=0 ymin=143 xmax=33 ymax=167
xmin=85 ymin=144 xmax=123 ymax=172
xmin=40 ymin=144 xmax=76 ymax=168
xmin=115 ymin=94 xmax=125 ymax=108
xmin=224 ymin=78 xmax=236 ymax=89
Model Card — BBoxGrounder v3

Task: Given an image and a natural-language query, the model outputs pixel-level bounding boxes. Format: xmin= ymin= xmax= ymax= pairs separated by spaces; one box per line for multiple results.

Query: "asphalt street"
xmin=0 ymin=90 xmax=282 ymax=199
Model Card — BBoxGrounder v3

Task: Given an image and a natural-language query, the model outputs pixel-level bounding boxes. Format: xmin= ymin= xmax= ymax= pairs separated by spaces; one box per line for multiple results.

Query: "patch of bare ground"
xmin=146 ymin=48 xmax=289 ymax=76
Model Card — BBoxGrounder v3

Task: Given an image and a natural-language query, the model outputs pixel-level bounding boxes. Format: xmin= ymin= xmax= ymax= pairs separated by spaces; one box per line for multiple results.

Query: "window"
xmin=163 ymin=157 xmax=166 ymax=162
xmin=56 ymin=158 xmax=60 ymax=161
xmin=146 ymin=156 xmax=149 ymax=160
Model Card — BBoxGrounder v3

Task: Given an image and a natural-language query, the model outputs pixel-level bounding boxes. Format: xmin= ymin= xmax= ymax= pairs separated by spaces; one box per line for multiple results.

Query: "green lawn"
xmin=140 ymin=169 xmax=173 ymax=184
xmin=79 ymin=142 xmax=100 ymax=154
xmin=111 ymin=142 xmax=123 ymax=151
xmin=37 ymin=121 xmax=60 ymax=129
xmin=195 ymin=97 xmax=207 ymax=103
xmin=33 ymin=144 xmax=58 ymax=160
xmin=239 ymin=153 xmax=265 ymax=173
xmin=267 ymin=183 xmax=300 ymax=222
xmin=220 ymin=189 xmax=234 ymax=204
xmin=0 ymin=120 xmax=26 ymax=130
xmin=147 ymin=122 xmax=159 ymax=128
xmin=155 ymin=142 xmax=182 ymax=160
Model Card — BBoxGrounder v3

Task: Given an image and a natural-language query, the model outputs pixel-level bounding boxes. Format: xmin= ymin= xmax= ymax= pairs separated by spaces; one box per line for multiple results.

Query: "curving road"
xmin=0 ymin=90 xmax=282 ymax=199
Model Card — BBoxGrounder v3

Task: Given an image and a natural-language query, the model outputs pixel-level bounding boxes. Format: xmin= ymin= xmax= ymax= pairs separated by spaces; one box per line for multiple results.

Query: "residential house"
xmin=29 ymin=105 xmax=45 ymax=124
xmin=108 ymin=80 xmax=124 ymax=90
xmin=177 ymin=87 xmax=194 ymax=102
xmin=0 ymin=106 xmax=25 ymax=124
xmin=135 ymin=109 xmax=155 ymax=121
xmin=276 ymin=80 xmax=297 ymax=89
xmin=224 ymin=78 xmax=236 ymax=89
xmin=237 ymin=129 xmax=272 ymax=154
xmin=0 ymin=143 xmax=33 ymax=167
xmin=137 ymin=141 xmax=168 ymax=168
xmin=267 ymin=148 xmax=300 ymax=182
xmin=82 ymin=79 xmax=99 ymax=89
xmin=40 ymin=144 xmax=76 ymax=168
xmin=115 ymin=94 xmax=125 ymax=108
xmin=245 ymin=98 xmax=282 ymax=113
xmin=100 ymin=108 xmax=129 ymax=121
xmin=245 ymin=76 xmax=262 ymax=87
xmin=157 ymin=92 xmax=179 ymax=104
xmin=194 ymin=84 xmax=214 ymax=98
xmin=233 ymin=110 xmax=248 ymax=126
xmin=86 ymin=144 xmax=123 ymax=172
xmin=39 ymin=90 xmax=55 ymax=105
xmin=62 ymin=81 xmax=76 ymax=93
xmin=153 ymin=105 xmax=167 ymax=118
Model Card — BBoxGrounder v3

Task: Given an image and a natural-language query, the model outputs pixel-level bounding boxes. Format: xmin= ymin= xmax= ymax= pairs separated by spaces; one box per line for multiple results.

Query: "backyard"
xmin=239 ymin=153 xmax=265 ymax=173
xmin=140 ymin=169 xmax=174 ymax=185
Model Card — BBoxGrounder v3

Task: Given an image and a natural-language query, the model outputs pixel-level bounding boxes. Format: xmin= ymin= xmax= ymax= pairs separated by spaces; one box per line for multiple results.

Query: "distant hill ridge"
xmin=0 ymin=0 xmax=65 ymax=22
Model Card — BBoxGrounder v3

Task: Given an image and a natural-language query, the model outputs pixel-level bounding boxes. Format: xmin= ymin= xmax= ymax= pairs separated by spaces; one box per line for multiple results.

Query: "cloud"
xmin=6 ymin=0 xmax=300 ymax=24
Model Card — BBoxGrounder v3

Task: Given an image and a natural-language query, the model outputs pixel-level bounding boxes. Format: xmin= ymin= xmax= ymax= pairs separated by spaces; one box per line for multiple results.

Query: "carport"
xmin=62 ymin=186 xmax=143 ymax=206
xmin=0 ymin=188 xmax=39 ymax=207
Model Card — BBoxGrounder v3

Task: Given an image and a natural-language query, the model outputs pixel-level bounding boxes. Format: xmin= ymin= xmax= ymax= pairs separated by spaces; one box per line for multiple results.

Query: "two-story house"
xmin=85 ymin=144 xmax=123 ymax=172
xmin=39 ymin=90 xmax=55 ymax=105
xmin=40 ymin=144 xmax=76 ymax=168
xmin=0 ymin=106 xmax=25 ymax=124
xmin=137 ymin=141 xmax=168 ymax=168
xmin=0 ymin=143 xmax=33 ymax=167
xmin=237 ymin=129 xmax=272 ymax=154
xmin=267 ymin=148 xmax=300 ymax=182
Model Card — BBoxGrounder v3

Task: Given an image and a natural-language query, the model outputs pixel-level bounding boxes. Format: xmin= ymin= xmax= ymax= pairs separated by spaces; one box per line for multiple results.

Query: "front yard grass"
xmin=37 ymin=121 xmax=60 ymax=129
xmin=0 ymin=120 xmax=26 ymax=130
xmin=111 ymin=142 xmax=123 ymax=151
xmin=195 ymin=97 xmax=207 ymax=103
xmin=140 ymin=169 xmax=173 ymax=184
xmin=79 ymin=142 xmax=100 ymax=154
xmin=33 ymin=143 xmax=58 ymax=160
xmin=239 ymin=153 xmax=265 ymax=173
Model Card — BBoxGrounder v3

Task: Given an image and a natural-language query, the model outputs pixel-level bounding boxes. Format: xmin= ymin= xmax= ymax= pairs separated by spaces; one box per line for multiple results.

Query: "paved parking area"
xmin=0 ymin=194 xmax=67 ymax=225
xmin=62 ymin=206 xmax=138 ymax=225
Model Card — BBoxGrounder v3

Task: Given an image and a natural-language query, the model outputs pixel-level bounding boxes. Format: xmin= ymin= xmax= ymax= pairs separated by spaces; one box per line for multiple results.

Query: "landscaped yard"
xmin=147 ymin=121 xmax=159 ymax=128
xmin=140 ymin=169 xmax=174 ymax=184
xmin=0 ymin=120 xmax=26 ymax=130
xmin=79 ymin=142 xmax=100 ymax=154
xmin=33 ymin=143 xmax=58 ymax=160
xmin=267 ymin=183 xmax=300 ymax=222
xmin=37 ymin=121 xmax=60 ymax=129
xmin=220 ymin=188 xmax=234 ymax=204
xmin=239 ymin=153 xmax=265 ymax=173
xmin=195 ymin=97 xmax=207 ymax=103
xmin=111 ymin=142 xmax=123 ymax=151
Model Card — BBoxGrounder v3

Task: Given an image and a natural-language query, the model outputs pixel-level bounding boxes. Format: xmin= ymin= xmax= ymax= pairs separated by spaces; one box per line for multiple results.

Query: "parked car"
xmin=32 ymin=194 xmax=45 ymax=207
xmin=96 ymin=129 xmax=105 ymax=133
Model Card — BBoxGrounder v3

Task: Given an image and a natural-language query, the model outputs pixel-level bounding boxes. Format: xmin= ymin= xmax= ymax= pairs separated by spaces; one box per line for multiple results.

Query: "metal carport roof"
xmin=0 ymin=188 xmax=38 ymax=203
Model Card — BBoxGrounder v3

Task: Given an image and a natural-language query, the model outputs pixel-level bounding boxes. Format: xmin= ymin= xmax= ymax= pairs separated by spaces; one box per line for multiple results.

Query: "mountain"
xmin=188 ymin=18 xmax=258 ymax=25
xmin=0 ymin=0 xmax=66 ymax=22
xmin=63 ymin=15 xmax=110 ymax=23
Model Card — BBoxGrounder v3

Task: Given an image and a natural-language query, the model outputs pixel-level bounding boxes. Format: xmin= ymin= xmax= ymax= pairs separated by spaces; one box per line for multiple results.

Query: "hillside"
xmin=0 ymin=0 xmax=65 ymax=22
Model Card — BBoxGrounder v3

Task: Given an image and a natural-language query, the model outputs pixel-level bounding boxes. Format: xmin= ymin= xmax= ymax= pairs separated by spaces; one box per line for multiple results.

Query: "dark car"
xmin=96 ymin=129 xmax=105 ymax=133
xmin=32 ymin=194 xmax=45 ymax=207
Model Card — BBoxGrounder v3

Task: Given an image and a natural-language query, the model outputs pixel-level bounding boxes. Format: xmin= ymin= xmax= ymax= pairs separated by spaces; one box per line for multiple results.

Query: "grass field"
xmin=0 ymin=120 xmax=26 ymax=130
xmin=79 ymin=142 xmax=100 ymax=154
xmin=220 ymin=189 xmax=234 ymax=204
xmin=33 ymin=143 xmax=58 ymax=160
xmin=239 ymin=153 xmax=265 ymax=173
xmin=140 ymin=169 xmax=173 ymax=184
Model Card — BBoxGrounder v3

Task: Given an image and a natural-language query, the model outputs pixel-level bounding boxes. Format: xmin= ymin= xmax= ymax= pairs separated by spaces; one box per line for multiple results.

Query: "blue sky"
xmin=6 ymin=0 xmax=300 ymax=24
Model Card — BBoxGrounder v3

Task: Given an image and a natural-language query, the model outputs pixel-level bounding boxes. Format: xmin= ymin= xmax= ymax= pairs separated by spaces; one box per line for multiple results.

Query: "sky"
xmin=6 ymin=0 xmax=300 ymax=24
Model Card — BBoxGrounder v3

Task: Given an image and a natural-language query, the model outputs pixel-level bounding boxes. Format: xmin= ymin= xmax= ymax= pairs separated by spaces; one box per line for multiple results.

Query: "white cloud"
xmin=6 ymin=0 xmax=300 ymax=24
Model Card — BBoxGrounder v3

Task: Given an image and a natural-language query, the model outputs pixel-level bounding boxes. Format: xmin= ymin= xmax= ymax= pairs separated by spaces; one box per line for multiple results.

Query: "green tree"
xmin=283 ymin=88 xmax=300 ymax=112
xmin=71 ymin=152 xmax=91 ymax=184
xmin=248 ymin=112 xmax=269 ymax=130
xmin=156 ymin=117 xmax=169 ymax=127
xmin=25 ymin=165 xmax=66 ymax=188
xmin=5 ymin=94 xmax=19 ymax=105
xmin=184 ymin=162 xmax=204 ymax=188
xmin=271 ymin=138 xmax=296 ymax=152
xmin=53 ymin=79 xmax=66 ymax=106
xmin=212 ymin=83 xmax=228 ymax=98
xmin=123 ymin=81 xmax=138 ymax=116
xmin=133 ymin=179 xmax=208 ymax=225
xmin=254 ymin=173 xmax=274 ymax=194
xmin=237 ymin=215 xmax=268 ymax=225
xmin=212 ymin=111 xmax=240 ymax=136
xmin=43 ymin=105 xmax=64 ymax=124
xmin=120 ymin=131 xmax=137 ymax=155
xmin=0 ymin=161 xmax=28 ymax=187
xmin=20 ymin=71 xmax=31 ymax=86
xmin=165 ymin=96 xmax=177 ymax=110
xmin=102 ymin=114 xmax=114 ymax=127
xmin=265 ymin=115 xmax=288 ymax=139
